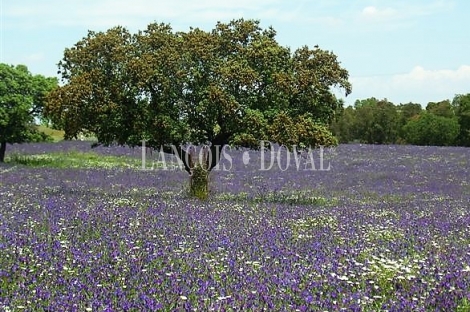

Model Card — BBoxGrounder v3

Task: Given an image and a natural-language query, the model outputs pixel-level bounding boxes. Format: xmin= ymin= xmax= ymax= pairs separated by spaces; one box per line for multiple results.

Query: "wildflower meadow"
xmin=1 ymin=142 xmax=469 ymax=311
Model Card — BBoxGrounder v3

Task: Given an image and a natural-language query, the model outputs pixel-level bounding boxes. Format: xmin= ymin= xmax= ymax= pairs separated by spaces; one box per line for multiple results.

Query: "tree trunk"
xmin=164 ymin=144 xmax=223 ymax=199
xmin=188 ymin=146 xmax=210 ymax=199
xmin=0 ymin=141 xmax=6 ymax=163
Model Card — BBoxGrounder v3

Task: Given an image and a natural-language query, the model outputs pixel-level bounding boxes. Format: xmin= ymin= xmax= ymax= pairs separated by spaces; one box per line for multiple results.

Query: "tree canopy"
xmin=352 ymin=98 xmax=400 ymax=144
xmin=402 ymin=112 xmax=460 ymax=146
xmin=0 ymin=64 xmax=58 ymax=162
xmin=45 ymin=19 xmax=351 ymax=170
xmin=452 ymin=93 xmax=470 ymax=146
xmin=331 ymin=94 xmax=470 ymax=147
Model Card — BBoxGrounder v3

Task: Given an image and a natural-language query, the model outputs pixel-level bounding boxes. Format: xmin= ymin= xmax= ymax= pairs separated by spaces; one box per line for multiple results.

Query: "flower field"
xmin=1 ymin=142 xmax=469 ymax=311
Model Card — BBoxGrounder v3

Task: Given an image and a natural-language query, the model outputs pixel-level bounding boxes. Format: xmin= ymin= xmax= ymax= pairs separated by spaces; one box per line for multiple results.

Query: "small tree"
xmin=397 ymin=102 xmax=422 ymax=142
xmin=402 ymin=112 xmax=460 ymax=146
xmin=426 ymin=100 xmax=454 ymax=118
xmin=452 ymin=93 xmax=470 ymax=146
xmin=352 ymin=98 xmax=400 ymax=144
xmin=45 ymin=19 xmax=351 ymax=197
xmin=0 ymin=64 xmax=57 ymax=162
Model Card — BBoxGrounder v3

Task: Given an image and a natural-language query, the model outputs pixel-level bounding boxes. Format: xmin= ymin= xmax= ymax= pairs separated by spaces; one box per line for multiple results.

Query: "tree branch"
xmin=161 ymin=145 xmax=192 ymax=174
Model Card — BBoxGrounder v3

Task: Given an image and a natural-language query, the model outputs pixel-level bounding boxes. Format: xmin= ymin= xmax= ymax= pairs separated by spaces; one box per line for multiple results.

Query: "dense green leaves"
xmin=426 ymin=100 xmax=454 ymax=118
xmin=331 ymin=94 xmax=470 ymax=146
xmin=0 ymin=64 xmax=57 ymax=162
xmin=452 ymin=94 xmax=470 ymax=146
xmin=290 ymin=46 xmax=351 ymax=124
xmin=402 ymin=112 xmax=460 ymax=146
xmin=337 ymin=98 xmax=400 ymax=144
xmin=45 ymin=19 xmax=351 ymax=156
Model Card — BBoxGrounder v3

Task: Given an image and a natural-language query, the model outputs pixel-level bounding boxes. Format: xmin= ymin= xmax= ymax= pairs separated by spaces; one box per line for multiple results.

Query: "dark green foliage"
xmin=350 ymin=98 xmax=400 ymax=144
xmin=295 ymin=115 xmax=338 ymax=148
xmin=426 ymin=100 xmax=454 ymax=118
xmin=398 ymin=102 xmax=422 ymax=121
xmin=402 ymin=112 xmax=460 ymax=146
xmin=396 ymin=102 xmax=423 ymax=141
xmin=44 ymin=20 xmax=351 ymax=198
xmin=45 ymin=19 xmax=351 ymax=156
xmin=452 ymin=93 xmax=470 ymax=146
xmin=0 ymin=64 xmax=57 ymax=162
xmin=330 ymin=106 xmax=356 ymax=143
xmin=331 ymin=95 xmax=470 ymax=146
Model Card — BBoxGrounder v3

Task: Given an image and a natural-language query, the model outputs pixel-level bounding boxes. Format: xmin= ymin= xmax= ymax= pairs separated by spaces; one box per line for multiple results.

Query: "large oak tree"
xmin=45 ymin=19 xmax=351 ymax=194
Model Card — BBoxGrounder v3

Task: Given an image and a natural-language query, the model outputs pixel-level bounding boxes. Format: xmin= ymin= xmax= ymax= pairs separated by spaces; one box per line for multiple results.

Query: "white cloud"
xmin=356 ymin=1 xmax=454 ymax=29
xmin=361 ymin=6 xmax=397 ymax=21
xmin=348 ymin=65 xmax=470 ymax=105
xmin=397 ymin=65 xmax=470 ymax=82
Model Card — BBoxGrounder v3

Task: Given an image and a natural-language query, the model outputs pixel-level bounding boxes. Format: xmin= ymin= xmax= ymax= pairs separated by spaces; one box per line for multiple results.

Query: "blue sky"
xmin=1 ymin=0 xmax=469 ymax=106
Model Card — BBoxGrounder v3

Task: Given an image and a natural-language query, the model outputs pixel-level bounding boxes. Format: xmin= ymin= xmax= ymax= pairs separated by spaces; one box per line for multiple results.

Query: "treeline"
xmin=331 ymin=93 xmax=470 ymax=146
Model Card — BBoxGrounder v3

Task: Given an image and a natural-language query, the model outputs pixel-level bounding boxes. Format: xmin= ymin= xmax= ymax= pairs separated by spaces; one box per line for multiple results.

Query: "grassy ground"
xmin=36 ymin=125 xmax=65 ymax=142
xmin=6 ymin=151 xmax=145 ymax=169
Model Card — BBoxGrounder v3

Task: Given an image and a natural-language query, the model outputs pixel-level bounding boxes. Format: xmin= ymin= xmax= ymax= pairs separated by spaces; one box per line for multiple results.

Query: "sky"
xmin=1 ymin=0 xmax=469 ymax=106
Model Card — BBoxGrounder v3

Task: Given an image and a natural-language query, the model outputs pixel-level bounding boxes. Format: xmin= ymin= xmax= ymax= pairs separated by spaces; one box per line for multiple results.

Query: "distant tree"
xmin=45 ymin=19 xmax=351 ymax=197
xmin=353 ymin=98 xmax=399 ymax=144
xmin=426 ymin=100 xmax=454 ymax=118
xmin=330 ymin=105 xmax=357 ymax=143
xmin=353 ymin=97 xmax=378 ymax=109
xmin=374 ymin=100 xmax=400 ymax=144
xmin=398 ymin=102 xmax=422 ymax=120
xmin=0 ymin=64 xmax=57 ymax=162
xmin=351 ymin=98 xmax=376 ymax=143
xmin=452 ymin=93 xmax=470 ymax=146
xmin=397 ymin=102 xmax=422 ymax=141
xmin=402 ymin=112 xmax=460 ymax=146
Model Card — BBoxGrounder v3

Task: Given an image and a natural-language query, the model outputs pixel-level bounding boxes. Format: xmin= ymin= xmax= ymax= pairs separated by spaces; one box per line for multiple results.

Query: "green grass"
xmin=35 ymin=125 xmax=97 ymax=142
xmin=457 ymin=297 xmax=470 ymax=312
xmin=36 ymin=125 xmax=65 ymax=142
xmin=6 ymin=151 xmax=144 ymax=169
